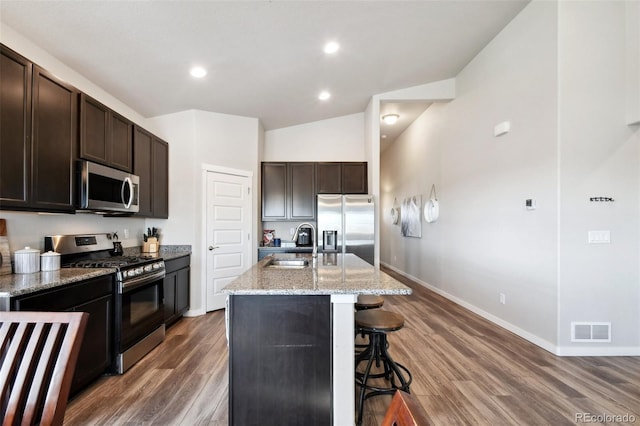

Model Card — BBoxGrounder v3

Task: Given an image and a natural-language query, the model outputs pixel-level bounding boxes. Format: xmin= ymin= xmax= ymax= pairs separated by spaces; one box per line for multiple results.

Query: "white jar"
xmin=41 ymin=251 xmax=61 ymax=272
xmin=14 ymin=247 xmax=40 ymax=274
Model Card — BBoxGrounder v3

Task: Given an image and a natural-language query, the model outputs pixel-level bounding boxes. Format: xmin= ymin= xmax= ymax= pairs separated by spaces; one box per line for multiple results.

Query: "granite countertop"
xmin=224 ymin=253 xmax=412 ymax=296
xmin=258 ymin=246 xmax=313 ymax=252
xmin=0 ymin=268 xmax=115 ymax=298
xmin=0 ymin=245 xmax=192 ymax=298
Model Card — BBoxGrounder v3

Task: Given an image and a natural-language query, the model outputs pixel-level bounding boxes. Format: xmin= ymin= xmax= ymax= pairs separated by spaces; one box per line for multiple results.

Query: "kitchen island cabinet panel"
xmin=229 ymin=295 xmax=331 ymax=425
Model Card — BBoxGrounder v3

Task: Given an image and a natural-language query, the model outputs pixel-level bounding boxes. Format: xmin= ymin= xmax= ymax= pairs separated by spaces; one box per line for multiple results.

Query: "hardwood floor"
xmin=65 ymin=269 xmax=640 ymax=425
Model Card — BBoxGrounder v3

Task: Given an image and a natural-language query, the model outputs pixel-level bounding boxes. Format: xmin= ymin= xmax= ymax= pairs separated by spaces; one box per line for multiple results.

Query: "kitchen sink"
xmin=264 ymin=258 xmax=309 ymax=269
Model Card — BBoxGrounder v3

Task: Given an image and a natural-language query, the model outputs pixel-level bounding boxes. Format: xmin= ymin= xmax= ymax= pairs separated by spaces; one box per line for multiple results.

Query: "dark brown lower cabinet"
xmin=163 ymin=255 xmax=190 ymax=326
xmin=229 ymin=295 xmax=331 ymax=425
xmin=10 ymin=275 xmax=114 ymax=396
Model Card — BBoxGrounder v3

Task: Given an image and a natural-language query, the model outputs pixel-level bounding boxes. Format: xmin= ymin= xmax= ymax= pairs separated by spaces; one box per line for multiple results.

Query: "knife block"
xmin=143 ymin=237 xmax=159 ymax=253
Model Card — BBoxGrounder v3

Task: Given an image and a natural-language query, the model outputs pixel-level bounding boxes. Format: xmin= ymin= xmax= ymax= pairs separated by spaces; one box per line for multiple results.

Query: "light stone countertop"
xmin=223 ymin=253 xmax=412 ymax=296
xmin=0 ymin=268 xmax=115 ymax=298
xmin=0 ymin=245 xmax=192 ymax=298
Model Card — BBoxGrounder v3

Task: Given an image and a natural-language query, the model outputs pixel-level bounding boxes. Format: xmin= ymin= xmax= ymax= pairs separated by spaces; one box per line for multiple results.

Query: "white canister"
xmin=41 ymin=251 xmax=61 ymax=271
xmin=14 ymin=247 xmax=40 ymax=274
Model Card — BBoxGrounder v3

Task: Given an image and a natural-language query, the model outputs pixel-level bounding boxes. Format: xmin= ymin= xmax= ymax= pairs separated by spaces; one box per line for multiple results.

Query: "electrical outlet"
xmin=123 ymin=228 xmax=129 ymax=239
xmin=499 ymin=293 xmax=506 ymax=305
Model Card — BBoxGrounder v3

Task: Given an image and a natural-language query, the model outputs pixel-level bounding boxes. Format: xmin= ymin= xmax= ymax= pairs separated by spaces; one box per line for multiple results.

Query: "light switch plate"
xmin=588 ymin=230 xmax=611 ymax=244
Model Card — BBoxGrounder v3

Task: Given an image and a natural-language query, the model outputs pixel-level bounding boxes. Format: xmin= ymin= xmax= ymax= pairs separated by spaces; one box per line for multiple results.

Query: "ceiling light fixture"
xmin=381 ymin=114 xmax=400 ymax=125
xmin=324 ymin=41 xmax=340 ymax=54
xmin=190 ymin=66 xmax=207 ymax=78
xmin=318 ymin=91 xmax=331 ymax=101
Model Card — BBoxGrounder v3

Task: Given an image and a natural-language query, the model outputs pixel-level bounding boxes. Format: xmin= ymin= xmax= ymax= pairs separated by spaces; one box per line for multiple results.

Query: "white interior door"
xmin=206 ymin=170 xmax=252 ymax=311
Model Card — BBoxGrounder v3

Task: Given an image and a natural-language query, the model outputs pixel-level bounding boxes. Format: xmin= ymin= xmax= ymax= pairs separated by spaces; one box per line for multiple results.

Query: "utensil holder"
xmin=143 ymin=237 xmax=159 ymax=253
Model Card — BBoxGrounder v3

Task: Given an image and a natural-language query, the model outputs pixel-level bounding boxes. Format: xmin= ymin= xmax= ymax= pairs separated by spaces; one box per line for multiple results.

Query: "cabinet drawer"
xmin=12 ymin=275 xmax=114 ymax=311
xmin=164 ymin=255 xmax=190 ymax=273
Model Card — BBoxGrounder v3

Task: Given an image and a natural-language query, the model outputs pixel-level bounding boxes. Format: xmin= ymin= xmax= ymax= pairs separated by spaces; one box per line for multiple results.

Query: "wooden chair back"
xmin=0 ymin=311 xmax=88 ymax=426
xmin=382 ymin=390 xmax=430 ymax=426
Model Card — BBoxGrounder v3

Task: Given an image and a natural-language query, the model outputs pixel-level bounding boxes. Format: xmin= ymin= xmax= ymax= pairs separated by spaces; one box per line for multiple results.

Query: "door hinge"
xmin=248 ymin=233 xmax=250 ymax=241
xmin=247 ymin=187 xmax=251 ymax=194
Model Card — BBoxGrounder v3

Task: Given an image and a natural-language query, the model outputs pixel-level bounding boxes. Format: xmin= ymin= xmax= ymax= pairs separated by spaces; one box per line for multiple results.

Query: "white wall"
xmin=381 ymin=1 xmax=560 ymax=350
xmin=263 ymin=113 xmax=365 ymax=161
xmin=149 ymin=110 xmax=261 ymax=314
xmin=557 ymin=0 xmax=640 ymax=354
xmin=380 ymin=0 xmax=640 ymax=355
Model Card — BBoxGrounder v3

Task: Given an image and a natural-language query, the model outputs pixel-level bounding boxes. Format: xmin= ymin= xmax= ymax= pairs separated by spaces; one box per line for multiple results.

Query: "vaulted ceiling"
xmin=0 ymin=1 xmax=529 ymax=131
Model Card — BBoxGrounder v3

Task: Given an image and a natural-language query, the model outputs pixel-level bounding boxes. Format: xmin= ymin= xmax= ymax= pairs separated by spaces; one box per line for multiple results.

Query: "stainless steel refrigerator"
xmin=317 ymin=194 xmax=375 ymax=265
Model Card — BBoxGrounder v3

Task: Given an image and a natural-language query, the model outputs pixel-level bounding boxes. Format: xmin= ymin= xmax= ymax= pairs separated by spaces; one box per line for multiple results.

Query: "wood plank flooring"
xmin=64 ymin=268 xmax=640 ymax=425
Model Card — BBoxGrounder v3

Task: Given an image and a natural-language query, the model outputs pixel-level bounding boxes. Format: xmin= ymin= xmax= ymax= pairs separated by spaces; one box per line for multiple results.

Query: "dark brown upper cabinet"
xmin=134 ymin=125 xmax=169 ymax=218
xmin=341 ymin=162 xmax=368 ymax=194
xmin=289 ymin=162 xmax=315 ymax=220
xmin=316 ymin=162 xmax=368 ymax=194
xmin=261 ymin=162 xmax=315 ymax=221
xmin=80 ymin=93 xmax=133 ymax=172
xmin=0 ymin=45 xmax=77 ymax=213
xmin=316 ymin=162 xmax=342 ymax=194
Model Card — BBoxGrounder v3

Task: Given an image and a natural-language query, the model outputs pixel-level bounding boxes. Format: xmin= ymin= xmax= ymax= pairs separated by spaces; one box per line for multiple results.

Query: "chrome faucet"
xmin=292 ymin=222 xmax=317 ymax=258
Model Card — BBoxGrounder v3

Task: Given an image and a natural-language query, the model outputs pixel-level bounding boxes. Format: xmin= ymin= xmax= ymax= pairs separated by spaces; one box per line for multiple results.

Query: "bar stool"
xmin=355 ymin=295 xmax=384 ymax=352
xmin=354 ymin=309 xmax=412 ymax=426
xmin=355 ymin=294 xmax=384 ymax=311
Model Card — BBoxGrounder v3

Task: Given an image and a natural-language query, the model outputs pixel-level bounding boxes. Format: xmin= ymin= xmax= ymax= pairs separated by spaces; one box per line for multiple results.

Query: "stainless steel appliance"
xmin=296 ymin=226 xmax=313 ymax=246
xmin=45 ymin=234 xmax=165 ymax=374
xmin=77 ymin=160 xmax=140 ymax=214
xmin=322 ymin=230 xmax=337 ymax=251
xmin=317 ymin=194 xmax=375 ymax=265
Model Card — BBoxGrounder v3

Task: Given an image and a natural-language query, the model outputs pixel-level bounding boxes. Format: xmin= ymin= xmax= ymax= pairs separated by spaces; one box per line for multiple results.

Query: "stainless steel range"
xmin=45 ymin=233 xmax=166 ymax=374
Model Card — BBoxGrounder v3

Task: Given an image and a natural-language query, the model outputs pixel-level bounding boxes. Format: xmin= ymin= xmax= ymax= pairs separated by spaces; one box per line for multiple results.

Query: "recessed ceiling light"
xmin=381 ymin=114 xmax=400 ymax=125
xmin=381 ymin=134 xmax=387 ymax=139
xmin=190 ymin=66 xmax=207 ymax=78
xmin=318 ymin=91 xmax=331 ymax=101
xmin=324 ymin=41 xmax=340 ymax=54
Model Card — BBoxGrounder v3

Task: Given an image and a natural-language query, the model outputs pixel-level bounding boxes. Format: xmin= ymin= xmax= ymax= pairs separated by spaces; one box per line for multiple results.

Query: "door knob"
xmin=208 ymin=246 xmax=219 ymax=251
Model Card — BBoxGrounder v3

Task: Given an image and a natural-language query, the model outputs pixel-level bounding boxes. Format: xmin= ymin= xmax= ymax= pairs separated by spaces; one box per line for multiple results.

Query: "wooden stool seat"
xmin=355 ymin=295 xmax=384 ymax=311
xmin=355 ymin=309 xmax=404 ymax=332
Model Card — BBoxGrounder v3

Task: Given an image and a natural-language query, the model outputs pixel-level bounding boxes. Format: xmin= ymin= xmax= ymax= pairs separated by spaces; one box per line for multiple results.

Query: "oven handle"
xmin=118 ymin=269 xmax=166 ymax=294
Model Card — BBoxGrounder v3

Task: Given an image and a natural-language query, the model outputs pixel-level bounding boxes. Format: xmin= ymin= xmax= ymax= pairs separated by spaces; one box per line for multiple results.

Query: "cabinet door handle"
xmin=208 ymin=246 xmax=219 ymax=251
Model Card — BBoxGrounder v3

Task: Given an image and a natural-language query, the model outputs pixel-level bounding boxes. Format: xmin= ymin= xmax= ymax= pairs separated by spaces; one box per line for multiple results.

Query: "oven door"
xmin=118 ymin=276 xmax=164 ymax=352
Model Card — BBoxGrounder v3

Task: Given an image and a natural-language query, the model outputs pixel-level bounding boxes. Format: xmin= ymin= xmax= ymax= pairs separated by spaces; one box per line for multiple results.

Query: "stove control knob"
xmin=144 ymin=265 xmax=152 ymax=272
xmin=137 ymin=267 xmax=144 ymax=275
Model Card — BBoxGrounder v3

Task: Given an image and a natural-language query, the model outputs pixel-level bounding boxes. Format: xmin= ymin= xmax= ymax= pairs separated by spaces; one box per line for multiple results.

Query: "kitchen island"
xmin=223 ymin=253 xmax=411 ymax=425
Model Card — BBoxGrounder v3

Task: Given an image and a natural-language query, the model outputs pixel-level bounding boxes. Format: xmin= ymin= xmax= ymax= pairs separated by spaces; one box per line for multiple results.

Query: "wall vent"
xmin=571 ymin=322 xmax=611 ymax=343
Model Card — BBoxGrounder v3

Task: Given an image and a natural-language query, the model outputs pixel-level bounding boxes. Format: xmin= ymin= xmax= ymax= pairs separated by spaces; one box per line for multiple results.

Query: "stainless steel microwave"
xmin=77 ymin=160 xmax=140 ymax=214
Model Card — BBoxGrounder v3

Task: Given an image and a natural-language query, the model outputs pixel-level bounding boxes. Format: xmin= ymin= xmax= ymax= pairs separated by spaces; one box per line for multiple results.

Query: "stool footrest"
xmin=354 ymin=330 xmax=412 ymax=425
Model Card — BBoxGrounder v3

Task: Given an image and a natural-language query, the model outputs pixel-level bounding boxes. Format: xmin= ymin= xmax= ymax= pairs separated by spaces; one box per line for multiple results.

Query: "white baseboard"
xmin=556 ymin=346 xmax=640 ymax=356
xmin=381 ymin=262 xmax=559 ymax=355
xmin=184 ymin=308 xmax=206 ymax=317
